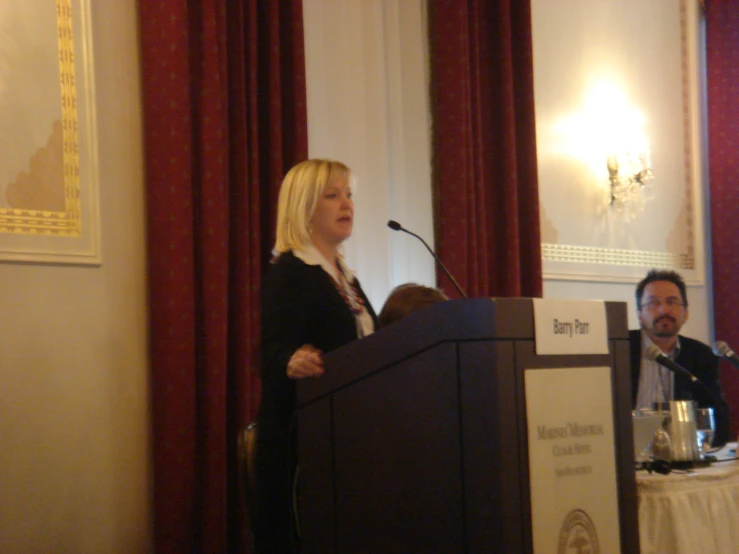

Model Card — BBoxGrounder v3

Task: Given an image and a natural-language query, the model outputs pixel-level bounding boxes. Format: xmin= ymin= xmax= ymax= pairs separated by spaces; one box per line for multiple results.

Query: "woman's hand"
xmin=287 ymin=344 xmax=324 ymax=379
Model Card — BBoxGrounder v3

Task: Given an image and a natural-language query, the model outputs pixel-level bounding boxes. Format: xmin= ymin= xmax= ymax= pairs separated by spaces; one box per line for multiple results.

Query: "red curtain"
xmin=428 ymin=0 xmax=542 ymax=299
xmin=139 ymin=1 xmax=307 ymax=552
xmin=706 ymin=0 xmax=739 ymax=441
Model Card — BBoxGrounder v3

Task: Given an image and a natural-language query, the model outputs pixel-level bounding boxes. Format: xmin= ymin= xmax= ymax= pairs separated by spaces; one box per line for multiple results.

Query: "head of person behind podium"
xmin=630 ymin=268 xmax=730 ymax=446
xmin=255 ymin=159 xmax=378 ymax=553
xmin=377 ymin=283 xmax=449 ymax=329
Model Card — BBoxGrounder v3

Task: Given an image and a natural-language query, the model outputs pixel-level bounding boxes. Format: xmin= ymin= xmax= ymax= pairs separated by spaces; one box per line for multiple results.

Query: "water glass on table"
xmin=695 ymin=407 xmax=715 ymax=455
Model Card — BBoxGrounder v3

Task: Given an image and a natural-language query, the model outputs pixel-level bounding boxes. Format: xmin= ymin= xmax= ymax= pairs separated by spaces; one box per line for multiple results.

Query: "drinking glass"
xmin=695 ymin=407 xmax=715 ymax=455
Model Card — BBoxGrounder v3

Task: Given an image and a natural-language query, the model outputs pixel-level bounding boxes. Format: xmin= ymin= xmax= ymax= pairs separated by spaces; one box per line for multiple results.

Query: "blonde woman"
xmin=255 ymin=159 xmax=376 ymax=553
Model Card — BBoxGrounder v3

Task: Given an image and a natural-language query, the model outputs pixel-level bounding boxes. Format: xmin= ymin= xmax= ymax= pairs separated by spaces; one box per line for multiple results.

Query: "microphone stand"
xmin=387 ymin=220 xmax=467 ymax=299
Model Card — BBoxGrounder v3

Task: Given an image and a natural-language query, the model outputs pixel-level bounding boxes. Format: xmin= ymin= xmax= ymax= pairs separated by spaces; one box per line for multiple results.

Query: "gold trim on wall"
xmin=678 ymin=0 xmax=695 ymax=268
xmin=542 ymin=243 xmax=693 ymax=269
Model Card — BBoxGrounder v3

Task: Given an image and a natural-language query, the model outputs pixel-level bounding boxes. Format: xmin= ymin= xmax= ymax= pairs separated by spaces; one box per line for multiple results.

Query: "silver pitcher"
xmin=667 ymin=400 xmax=700 ymax=462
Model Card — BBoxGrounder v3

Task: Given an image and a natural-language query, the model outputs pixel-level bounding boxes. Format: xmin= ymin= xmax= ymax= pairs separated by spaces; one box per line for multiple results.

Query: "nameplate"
xmin=533 ymin=299 xmax=608 ymax=355
xmin=525 ymin=366 xmax=621 ymax=554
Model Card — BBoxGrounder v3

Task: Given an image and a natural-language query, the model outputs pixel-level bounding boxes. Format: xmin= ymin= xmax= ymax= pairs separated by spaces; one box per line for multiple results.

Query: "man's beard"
xmin=651 ymin=315 xmax=679 ymax=338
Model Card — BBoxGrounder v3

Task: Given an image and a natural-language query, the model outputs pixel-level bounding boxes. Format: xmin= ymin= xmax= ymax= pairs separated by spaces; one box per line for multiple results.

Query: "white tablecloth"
xmin=637 ymin=443 xmax=739 ymax=554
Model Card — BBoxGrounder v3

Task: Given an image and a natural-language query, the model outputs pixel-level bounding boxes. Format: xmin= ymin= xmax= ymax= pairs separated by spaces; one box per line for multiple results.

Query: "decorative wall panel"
xmin=532 ymin=0 xmax=704 ymax=284
xmin=0 ymin=0 xmax=99 ymax=264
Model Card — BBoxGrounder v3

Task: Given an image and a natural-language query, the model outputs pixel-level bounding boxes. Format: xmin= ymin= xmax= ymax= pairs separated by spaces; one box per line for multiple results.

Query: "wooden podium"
xmin=296 ymin=298 xmax=638 ymax=553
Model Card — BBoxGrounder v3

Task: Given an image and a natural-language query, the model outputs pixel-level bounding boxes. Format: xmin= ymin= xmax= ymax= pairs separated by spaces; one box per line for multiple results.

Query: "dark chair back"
xmin=237 ymin=422 xmax=258 ymax=538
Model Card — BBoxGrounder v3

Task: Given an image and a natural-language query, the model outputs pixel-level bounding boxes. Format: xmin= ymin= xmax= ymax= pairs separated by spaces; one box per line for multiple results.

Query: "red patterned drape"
xmin=139 ymin=1 xmax=307 ymax=552
xmin=707 ymin=0 xmax=739 ymax=441
xmin=428 ymin=0 xmax=542 ymax=299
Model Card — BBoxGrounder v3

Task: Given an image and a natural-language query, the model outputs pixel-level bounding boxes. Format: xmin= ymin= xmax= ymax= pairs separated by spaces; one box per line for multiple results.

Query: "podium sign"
xmin=296 ymin=298 xmax=639 ymax=553
xmin=525 ymin=366 xmax=621 ymax=553
xmin=532 ymin=298 xmax=609 ymax=355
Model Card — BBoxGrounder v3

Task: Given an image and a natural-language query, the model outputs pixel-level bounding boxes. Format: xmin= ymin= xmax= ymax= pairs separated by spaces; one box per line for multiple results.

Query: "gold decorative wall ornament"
xmin=0 ymin=0 xmax=99 ymax=264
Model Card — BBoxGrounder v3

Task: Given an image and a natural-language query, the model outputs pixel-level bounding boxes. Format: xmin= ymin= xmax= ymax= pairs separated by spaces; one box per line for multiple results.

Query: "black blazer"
xmin=253 ymin=251 xmax=378 ymax=552
xmin=258 ymin=251 xmax=377 ymax=441
xmin=629 ymin=329 xmax=730 ymax=446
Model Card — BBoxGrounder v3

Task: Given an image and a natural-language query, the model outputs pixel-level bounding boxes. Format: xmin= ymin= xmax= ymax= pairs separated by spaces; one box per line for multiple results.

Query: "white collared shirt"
xmin=293 ymin=244 xmax=374 ymax=338
xmin=635 ymin=330 xmax=682 ymax=411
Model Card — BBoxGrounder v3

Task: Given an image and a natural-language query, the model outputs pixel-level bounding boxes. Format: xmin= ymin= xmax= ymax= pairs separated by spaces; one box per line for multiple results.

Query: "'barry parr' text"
xmin=553 ymin=319 xmax=590 ymax=337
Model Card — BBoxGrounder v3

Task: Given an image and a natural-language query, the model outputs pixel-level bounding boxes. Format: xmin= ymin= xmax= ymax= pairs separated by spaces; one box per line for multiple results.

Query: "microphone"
xmin=644 ymin=345 xmax=703 ymax=385
xmin=645 ymin=344 xmax=729 ymax=448
xmin=387 ymin=220 xmax=467 ymax=298
xmin=713 ymin=340 xmax=739 ymax=369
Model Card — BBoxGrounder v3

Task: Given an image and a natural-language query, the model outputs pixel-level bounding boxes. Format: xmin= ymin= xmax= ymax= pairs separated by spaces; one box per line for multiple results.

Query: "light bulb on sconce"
xmin=606 ymin=151 xmax=654 ymax=211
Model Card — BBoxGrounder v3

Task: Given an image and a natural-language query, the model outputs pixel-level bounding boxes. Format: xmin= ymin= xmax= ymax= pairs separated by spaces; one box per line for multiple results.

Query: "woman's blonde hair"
xmin=273 ymin=159 xmax=351 ymax=254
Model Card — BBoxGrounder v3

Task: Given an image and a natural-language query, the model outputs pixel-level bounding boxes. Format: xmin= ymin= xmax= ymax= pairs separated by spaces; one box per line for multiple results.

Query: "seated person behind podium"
xmin=256 ymin=159 xmax=377 ymax=553
xmin=631 ymin=269 xmax=729 ymax=446
xmin=377 ymin=283 xmax=449 ymax=328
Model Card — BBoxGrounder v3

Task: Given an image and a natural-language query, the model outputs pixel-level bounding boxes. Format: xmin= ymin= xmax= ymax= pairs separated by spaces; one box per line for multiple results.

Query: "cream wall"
xmin=0 ymin=2 xmax=151 ymax=553
xmin=303 ymin=0 xmax=436 ymax=310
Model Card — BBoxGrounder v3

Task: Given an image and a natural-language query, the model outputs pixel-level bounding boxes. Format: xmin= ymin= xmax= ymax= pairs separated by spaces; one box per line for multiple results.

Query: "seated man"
xmin=377 ymin=283 xmax=448 ymax=329
xmin=630 ymin=269 xmax=730 ymax=446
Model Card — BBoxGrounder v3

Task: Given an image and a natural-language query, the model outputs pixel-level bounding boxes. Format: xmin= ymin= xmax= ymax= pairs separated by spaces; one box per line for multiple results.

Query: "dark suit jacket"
xmin=629 ymin=329 xmax=730 ymax=446
xmin=254 ymin=251 xmax=377 ymax=552
xmin=259 ymin=251 xmax=377 ymax=432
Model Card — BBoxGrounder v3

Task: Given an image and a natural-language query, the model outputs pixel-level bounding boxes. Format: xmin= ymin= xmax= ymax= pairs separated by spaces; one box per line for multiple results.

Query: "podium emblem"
xmin=557 ymin=509 xmax=599 ymax=554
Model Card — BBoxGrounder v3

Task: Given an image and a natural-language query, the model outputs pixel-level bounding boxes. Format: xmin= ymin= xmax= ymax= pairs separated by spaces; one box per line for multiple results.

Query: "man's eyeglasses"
xmin=640 ymin=297 xmax=686 ymax=310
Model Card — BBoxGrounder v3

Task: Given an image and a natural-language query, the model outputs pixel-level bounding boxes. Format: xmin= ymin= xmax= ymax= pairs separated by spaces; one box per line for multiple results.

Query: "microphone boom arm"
xmin=387 ymin=220 xmax=467 ymax=299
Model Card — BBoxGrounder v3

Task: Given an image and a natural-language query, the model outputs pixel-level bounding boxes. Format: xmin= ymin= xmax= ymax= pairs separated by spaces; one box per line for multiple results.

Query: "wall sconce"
xmin=606 ymin=152 xmax=654 ymax=209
